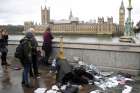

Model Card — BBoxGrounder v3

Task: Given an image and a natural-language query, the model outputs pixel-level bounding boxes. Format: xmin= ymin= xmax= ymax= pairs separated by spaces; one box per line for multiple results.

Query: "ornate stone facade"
xmin=24 ymin=1 xmax=125 ymax=35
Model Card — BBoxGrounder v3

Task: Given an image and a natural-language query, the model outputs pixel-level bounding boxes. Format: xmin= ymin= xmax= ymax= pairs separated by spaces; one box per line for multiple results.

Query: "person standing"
xmin=20 ymin=32 xmax=33 ymax=87
xmin=42 ymin=27 xmax=53 ymax=65
xmin=0 ymin=29 xmax=8 ymax=72
xmin=2 ymin=29 xmax=8 ymax=46
xmin=28 ymin=28 xmax=40 ymax=77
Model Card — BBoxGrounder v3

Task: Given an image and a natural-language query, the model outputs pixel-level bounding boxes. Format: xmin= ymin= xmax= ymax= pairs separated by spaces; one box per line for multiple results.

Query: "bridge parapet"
xmin=8 ymin=40 xmax=140 ymax=75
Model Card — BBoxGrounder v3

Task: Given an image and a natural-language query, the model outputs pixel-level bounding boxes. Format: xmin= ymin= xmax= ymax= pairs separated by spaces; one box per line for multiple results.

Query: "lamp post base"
xmin=119 ymin=36 xmax=135 ymax=43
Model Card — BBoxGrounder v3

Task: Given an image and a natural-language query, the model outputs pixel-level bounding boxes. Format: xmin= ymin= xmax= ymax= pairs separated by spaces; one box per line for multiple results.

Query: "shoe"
xmin=37 ymin=72 xmax=41 ymax=75
xmin=34 ymin=72 xmax=41 ymax=77
xmin=6 ymin=63 xmax=10 ymax=66
xmin=30 ymin=73 xmax=34 ymax=77
xmin=34 ymin=74 xmax=41 ymax=79
xmin=24 ymin=84 xmax=33 ymax=88
xmin=36 ymin=76 xmax=41 ymax=79
xmin=21 ymin=81 xmax=25 ymax=85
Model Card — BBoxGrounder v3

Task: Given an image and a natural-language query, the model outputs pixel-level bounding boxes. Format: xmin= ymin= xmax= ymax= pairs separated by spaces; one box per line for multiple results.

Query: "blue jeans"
xmin=22 ymin=63 xmax=31 ymax=85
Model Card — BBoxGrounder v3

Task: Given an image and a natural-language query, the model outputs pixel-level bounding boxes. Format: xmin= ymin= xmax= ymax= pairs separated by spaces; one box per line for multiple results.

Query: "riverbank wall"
xmin=8 ymin=41 xmax=140 ymax=75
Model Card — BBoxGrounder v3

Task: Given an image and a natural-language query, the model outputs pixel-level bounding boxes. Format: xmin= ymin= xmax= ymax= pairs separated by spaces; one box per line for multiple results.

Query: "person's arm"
xmin=50 ymin=32 xmax=54 ymax=40
xmin=6 ymin=35 xmax=8 ymax=40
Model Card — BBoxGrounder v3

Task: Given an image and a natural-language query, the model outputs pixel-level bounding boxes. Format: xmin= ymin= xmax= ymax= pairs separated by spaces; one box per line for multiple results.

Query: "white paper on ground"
xmin=46 ymin=89 xmax=57 ymax=93
xmin=122 ymin=85 xmax=132 ymax=93
xmin=100 ymin=72 xmax=114 ymax=77
xmin=124 ymin=78 xmax=134 ymax=81
xmin=34 ymin=88 xmax=47 ymax=93
xmin=60 ymin=85 xmax=67 ymax=90
xmin=90 ymin=90 xmax=101 ymax=93
xmin=51 ymin=85 xmax=59 ymax=90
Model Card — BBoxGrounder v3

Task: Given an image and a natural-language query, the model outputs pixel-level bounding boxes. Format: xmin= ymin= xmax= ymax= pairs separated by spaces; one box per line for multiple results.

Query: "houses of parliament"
xmin=24 ymin=1 xmax=125 ymax=35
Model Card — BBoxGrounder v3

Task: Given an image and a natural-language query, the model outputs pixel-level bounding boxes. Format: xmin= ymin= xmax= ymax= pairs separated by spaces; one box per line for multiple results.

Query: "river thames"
xmin=8 ymin=33 xmax=140 ymax=44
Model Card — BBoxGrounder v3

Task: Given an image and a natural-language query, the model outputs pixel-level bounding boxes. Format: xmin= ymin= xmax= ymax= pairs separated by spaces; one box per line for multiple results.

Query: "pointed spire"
xmin=41 ymin=5 xmax=42 ymax=10
xmin=48 ymin=7 xmax=50 ymax=10
xmin=120 ymin=0 xmax=124 ymax=9
xmin=69 ymin=9 xmax=73 ymax=20
xmin=45 ymin=5 xmax=47 ymax=9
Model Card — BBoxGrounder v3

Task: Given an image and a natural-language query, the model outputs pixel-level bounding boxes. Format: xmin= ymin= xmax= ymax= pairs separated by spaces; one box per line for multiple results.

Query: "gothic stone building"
xmin=24 ymin=1 xmax=125 ymax=35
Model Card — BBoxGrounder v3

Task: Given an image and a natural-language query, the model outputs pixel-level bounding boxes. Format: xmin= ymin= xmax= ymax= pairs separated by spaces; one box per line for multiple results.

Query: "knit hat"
xmin=25 ymin=31 xmax=33 ymax=39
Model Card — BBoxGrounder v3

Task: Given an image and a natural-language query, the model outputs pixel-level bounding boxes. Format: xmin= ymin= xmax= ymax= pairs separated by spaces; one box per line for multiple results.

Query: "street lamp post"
xmin=119 ymin=0 xmax=135 ymax=43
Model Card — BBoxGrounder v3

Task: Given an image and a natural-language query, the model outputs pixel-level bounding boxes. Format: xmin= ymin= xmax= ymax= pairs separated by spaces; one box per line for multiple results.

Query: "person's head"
xmin=25 ymin=31 xmax=34 ymax=39
xmin=28 ymin=28 xmax=35 ymax=32
xmin=26 ymin=28 xmax=35 ymax=36
xmin=45 ymin=27 xmax=51 ymax=32
xmin=2 ymin=29 xmax=6 ymax=35
xmin=1 ymin=28 xmax=4 ymax=32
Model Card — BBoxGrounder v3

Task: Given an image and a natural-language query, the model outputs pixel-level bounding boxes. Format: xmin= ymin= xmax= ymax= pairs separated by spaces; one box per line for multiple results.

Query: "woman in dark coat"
xmin=0 ymin=29 xmax=8 ymax=72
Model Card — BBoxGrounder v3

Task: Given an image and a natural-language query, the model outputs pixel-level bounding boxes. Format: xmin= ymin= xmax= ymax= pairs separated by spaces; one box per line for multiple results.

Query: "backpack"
xmin=14 ymin=41 xmax=24 ymax=59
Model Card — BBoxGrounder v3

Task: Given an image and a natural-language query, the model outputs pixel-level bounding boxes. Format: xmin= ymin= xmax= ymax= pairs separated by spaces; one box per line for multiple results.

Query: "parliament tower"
xmin=41 ymin=6 xmax=50 ymax=25
xmin=119 ymin=0 xmax=125 ymax=33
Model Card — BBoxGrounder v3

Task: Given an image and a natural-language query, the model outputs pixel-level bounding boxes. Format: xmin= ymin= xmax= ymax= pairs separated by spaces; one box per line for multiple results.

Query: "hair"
xmin=1 ymin=28 xmax=4 ymax=32
xmin=28 ymin=28 xmax=35 ymax=32
xmin=46 ymin=27 xmax=51 ymax=32
xmin=0 ymin=30 xmax=2 ymax=39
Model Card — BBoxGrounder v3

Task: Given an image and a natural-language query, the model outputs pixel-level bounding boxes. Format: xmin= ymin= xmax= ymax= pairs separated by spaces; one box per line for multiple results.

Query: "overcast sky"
xmin=0 ymin=0 xmax=139 ymax=25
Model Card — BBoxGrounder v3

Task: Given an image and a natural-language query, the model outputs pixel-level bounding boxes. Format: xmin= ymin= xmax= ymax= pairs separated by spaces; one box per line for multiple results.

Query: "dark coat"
xmin=0 ymin=38 xmax=7 ymax=53
xmin=56 ymin=58 xmax=72 ymax=82
xmin=0 ymin=38 xmax=6 ymax=48
xmin=19 ymin=37 xmax=32 ymax=64
xmin=2 ymin=34 xmax=8 ymax=46
xmin=43 ymin=31 xmax=53 ymax=48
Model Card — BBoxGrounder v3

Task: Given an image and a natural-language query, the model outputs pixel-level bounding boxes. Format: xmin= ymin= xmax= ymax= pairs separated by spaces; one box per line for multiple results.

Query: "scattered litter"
xmin=52 ymin=85 xmax=59 ymax=91
xmin=122 ymin=85 xmax=132 ymax=93
xmin=124 ymin=78 xmax=134 ymax=81
xmin=100 ymin=72 xmax=114 ymax=77
xmin=73 ymin=57 xmax=80 ymax=62
xmin=46 ymin=89 xmax=57 ymax=93
xmin=90 ymin=90 xmax=101 ymax=93
xmin=34 ymin=88 xmax=47 ymax=93
xmin=46 ymin=59 xmax=136 ymax=92
xmin=60 ymin=85 xmax=67 ymax=90
xmin=78 ymin=61 xmax=85 ymax=66
xmin=10 ymin=65 xmax=22 ymax=70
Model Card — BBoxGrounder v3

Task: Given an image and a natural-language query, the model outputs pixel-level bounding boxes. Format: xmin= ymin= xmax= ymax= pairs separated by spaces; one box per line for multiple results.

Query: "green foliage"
xmin=0 ymin=25 xmax=24 ymax=34
xmin=133 ymin=21 xmax=140 ymax=33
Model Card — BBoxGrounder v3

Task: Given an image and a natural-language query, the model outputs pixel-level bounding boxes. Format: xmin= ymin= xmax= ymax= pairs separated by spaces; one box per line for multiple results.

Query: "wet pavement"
xmin=0 ymin=58 xmax=93 ymax=93
xmin=0 ymin=57 xmax=140 ymax=93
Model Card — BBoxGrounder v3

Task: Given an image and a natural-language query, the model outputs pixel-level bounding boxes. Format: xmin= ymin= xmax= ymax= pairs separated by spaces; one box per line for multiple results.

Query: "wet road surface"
xmin=0 ymin=58 xmax=140 ymax=93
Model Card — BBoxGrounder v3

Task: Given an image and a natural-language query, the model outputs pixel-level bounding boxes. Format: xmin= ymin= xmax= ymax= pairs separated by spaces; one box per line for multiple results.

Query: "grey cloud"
xmin=0 ymin=0 xmax=40 ymax=14
xmin=0 ymin=0 xmax=42 ymax=24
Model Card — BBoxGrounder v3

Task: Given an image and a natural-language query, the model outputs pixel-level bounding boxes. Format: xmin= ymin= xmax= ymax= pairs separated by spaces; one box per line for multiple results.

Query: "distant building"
xmin=24 ymin=1 xmax=125 ymax=35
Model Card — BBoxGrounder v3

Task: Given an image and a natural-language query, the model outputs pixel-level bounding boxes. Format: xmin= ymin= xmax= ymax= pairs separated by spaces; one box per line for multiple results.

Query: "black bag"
xmin=0 ymin=47 xmax=8 ymax=53
xmin=63 ymin=85 xmax=79 ymax=93
xmin=14 ymin=42 xmax=24 ymax=59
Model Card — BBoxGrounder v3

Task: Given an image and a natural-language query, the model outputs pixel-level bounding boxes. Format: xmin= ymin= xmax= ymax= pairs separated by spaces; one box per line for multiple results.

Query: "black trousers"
xmin=44 ymin=46 xmax=52 ymax=65
xmin=1 ymin=52 xmax=7 ymax=65
xmin=30 ymin=54 xmax=39 ymax=76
